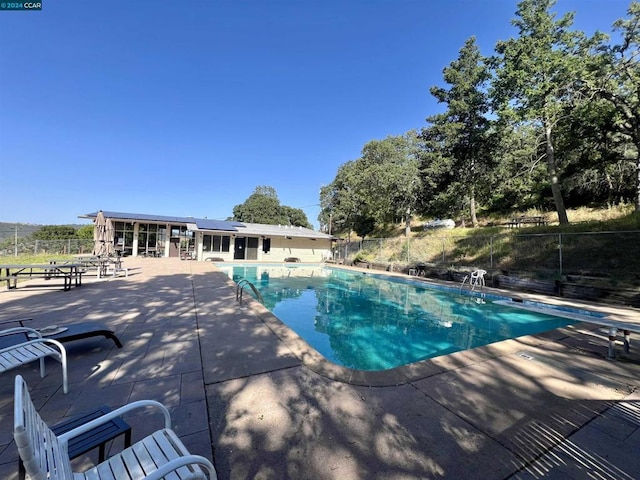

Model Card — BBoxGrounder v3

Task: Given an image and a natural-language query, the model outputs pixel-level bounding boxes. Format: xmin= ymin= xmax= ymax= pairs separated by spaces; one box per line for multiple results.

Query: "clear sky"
xmin=0 ymin=0 xmax=630 ymax=228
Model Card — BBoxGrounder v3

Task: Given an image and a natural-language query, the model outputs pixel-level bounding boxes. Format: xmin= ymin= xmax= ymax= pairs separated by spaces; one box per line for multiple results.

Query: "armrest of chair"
xmin=0 ymin=328 xmax=43 ymax=351
xmin=143 ymin=454 xmax=218 ymax=480
xmin=0 ymin=327 xmax=41 ymax=338
xmin=58 ymin=400 xmax=172 ymax=445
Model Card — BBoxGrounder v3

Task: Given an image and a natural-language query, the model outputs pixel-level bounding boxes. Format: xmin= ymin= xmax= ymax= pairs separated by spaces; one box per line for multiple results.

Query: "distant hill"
xmin=0 ymin=222 xmax=87 ymax=241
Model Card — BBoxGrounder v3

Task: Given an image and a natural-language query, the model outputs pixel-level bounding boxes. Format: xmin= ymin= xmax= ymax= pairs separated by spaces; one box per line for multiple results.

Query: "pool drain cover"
xmin=517 ymin=351 xmax=535 ymax=360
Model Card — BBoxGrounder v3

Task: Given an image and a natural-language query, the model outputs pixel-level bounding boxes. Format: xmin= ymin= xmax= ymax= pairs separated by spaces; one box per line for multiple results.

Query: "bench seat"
xmin=1 ymin=271 xmax=82 ymax=291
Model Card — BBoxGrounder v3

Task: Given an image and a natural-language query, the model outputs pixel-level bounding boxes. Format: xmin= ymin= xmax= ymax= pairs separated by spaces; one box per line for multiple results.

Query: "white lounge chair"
xmin=0 ymin=327 xmax=68 ymax=394
xmin=13 ymin=374 xmax=218 ymax=480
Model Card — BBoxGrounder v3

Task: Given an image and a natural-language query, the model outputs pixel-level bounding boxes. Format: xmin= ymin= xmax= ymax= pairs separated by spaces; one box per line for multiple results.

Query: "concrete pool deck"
xmin=0 ymin=257 xmax=639 ymax=479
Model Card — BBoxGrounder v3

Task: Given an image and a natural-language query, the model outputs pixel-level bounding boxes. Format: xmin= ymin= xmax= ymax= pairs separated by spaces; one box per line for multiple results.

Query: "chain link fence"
xmin=4 ymin=231 xmax=639 ymax=286
xmin=0 ymin=238 xmax=94 ymax=256
xmin=335 ymin=230 xmax=640 ymax=287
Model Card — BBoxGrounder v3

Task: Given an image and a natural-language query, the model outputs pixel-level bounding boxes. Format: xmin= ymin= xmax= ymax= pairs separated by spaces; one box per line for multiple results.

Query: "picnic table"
xmin=507 ymin=215 xmax=548 ymax=228
xmin=0 ymin=263 xmax=83 ymax=291
xmin=71 ymin=255 xmax=123 ymax=278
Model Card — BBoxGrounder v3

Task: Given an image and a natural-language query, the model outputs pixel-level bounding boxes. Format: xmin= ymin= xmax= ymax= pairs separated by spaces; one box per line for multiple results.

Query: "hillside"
xmin=340 ymin=206 xmax=640 ymax=302
xmin=0 ymin=222 xmax=87 ymax=241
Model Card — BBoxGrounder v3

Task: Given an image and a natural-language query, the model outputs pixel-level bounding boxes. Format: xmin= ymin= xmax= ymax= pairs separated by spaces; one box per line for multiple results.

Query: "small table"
xmin=19 ymin=405 xmax=132 ymax=480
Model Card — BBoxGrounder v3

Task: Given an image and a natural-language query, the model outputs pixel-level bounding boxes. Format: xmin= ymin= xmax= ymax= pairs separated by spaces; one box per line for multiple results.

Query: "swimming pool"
xmin=218 ymin=264 xmax=586 ymax=371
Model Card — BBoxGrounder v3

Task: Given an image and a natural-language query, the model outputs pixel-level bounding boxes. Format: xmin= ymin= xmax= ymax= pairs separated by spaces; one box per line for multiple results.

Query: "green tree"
xmin=359 ymin=133 xmax=422 ymax=234
xmin=590 ymin=2 xmax=640 ymax=210
xmin=421 ymin=37 xmax=494 ymax=227
xmin=31 ymin=225 xmax=77 ymax=240
xmin=279 ymin=206 xmax=312 ymax=229
xmin=232 ymin=186 xmax=312 ymax=227
xmin=492 ymin=0 xmax=595 ymax=224
xmin=319 ymin=133 xmax=421 ymax=238
xmin=488 ymin=122 xmax=547 ymax=211
xmin=76 ymin=225 xmax=94 ymax=239
xmin=319 ymin=160 xmax=368 ymax=238
xmin=556 ymin=96 xmax=635 ymax=206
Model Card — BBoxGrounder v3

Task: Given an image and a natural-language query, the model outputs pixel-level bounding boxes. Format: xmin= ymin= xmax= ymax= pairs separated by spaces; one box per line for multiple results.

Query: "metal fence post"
xmin=558 ymin=233 xmax=563 ymax=278
xmin=442 ymin=238 xmax=445 ymax=264
xmin=490 ymin=235 xmax=494 ymax=269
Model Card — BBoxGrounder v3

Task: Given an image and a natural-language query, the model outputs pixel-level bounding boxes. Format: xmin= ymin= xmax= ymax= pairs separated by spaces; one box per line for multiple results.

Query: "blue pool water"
xmin=218 ymin=264 xmax=583 ymax=371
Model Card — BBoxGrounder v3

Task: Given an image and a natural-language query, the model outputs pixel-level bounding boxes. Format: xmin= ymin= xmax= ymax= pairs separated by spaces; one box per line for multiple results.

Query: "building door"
xmin=169 ymin=238 xmax=180 ymax=257
xmin=246 ymin=237 xmax=258 ymax=260
xmin=234 ymin=237 xmax=246 ymax=260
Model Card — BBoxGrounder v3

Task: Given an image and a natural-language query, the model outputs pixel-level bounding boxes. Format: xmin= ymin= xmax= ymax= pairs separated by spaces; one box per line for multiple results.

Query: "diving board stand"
xmin=494 ymin=300 xmax=640 ymax=359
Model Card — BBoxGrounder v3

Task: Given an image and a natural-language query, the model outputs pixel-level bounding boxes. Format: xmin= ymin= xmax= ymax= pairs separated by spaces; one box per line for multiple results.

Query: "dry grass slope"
xmin=345 ymin=205 xmax=640 ymax=294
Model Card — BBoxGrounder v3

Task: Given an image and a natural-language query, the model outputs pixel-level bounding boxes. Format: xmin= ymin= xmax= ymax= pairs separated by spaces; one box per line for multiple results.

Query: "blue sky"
xmin=0 ymin=0 xmax=630 ymax=228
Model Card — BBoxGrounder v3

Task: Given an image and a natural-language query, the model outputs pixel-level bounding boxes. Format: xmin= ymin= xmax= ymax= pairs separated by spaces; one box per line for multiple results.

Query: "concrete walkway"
xmin=0 ymin=257 xmax=639 ymax=479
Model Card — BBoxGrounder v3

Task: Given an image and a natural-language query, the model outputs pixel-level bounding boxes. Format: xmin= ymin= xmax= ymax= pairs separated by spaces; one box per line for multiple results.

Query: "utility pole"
xmin=14 ymin=225 xmax=18 ymax=257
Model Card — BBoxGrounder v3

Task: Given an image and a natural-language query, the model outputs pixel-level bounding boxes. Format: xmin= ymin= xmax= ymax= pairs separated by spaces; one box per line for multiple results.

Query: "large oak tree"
xmin=232 ymin=186 xmax=312 ymax=228
xmin=492 ymin=0 xmax=594 ymax=224
xmin=591 ymin=2 xmax=640 ymax=210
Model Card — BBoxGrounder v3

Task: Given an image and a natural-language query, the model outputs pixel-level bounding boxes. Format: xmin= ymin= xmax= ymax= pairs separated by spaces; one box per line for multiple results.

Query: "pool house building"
xmin=81 ymin=211 xmax=334 ymax=262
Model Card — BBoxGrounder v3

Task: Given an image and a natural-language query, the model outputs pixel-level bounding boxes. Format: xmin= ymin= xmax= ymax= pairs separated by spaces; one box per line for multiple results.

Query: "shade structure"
xmin=93 ymin=211 xmax=115 ymax=256
xmin=104 ymin=218 xmax=115 ymax=255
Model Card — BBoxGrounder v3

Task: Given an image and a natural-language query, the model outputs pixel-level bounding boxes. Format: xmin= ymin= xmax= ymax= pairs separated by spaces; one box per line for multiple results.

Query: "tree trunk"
xmin=405 ymin=208 xmax=411 ymax=237
xmin=545 ymin=124 xmax=569 ymax=224
xmin=636 ymin=152 xmax=640 ymax=212
xmin=635 ymin=130 xmax=640 ymax=211
xmin=469 ymin=188 xmax=478 ymax=228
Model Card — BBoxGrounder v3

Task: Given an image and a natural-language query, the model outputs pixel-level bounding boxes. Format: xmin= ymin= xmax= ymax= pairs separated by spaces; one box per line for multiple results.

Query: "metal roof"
xmin=82 ymin=211 xmax=194 ymax=223
xmin=194 ymin=218 xmax=243 ymax=232
xmin=81 ymin=211 xmax=334 ymax=239
xmin=236 ymin=222 xmax=332 ymax=239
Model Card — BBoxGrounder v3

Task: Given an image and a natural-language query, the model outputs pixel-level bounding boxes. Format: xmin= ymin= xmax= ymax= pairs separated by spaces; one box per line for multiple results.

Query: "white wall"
xmin=262 ymin=237 xmax=332 ymax=262
xmin=200 ymin=236 xmax=332 ymax=262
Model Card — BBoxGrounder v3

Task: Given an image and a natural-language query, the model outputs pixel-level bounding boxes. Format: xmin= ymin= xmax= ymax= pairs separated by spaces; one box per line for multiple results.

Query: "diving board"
xmin=494 ymin=299 xmax=640 ymax=359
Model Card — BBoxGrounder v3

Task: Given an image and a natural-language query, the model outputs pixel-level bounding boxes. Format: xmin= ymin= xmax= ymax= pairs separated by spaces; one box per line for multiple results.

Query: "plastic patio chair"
xmin=470 ymin=269 xmax=487 ymax=287
xmin=13 ymin=374 xmax=218 ymax=480
xmin=0 ymin=327 xmax=68 ymax=394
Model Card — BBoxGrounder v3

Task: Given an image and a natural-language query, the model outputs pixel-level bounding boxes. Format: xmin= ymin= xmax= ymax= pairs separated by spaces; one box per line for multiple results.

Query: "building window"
xmin=136 ymin=223 xmax=164 ymax=255
xmin=114 ymin=221 xmax=135 ymax=255
xmin=262 ymin=238 xmax=271 ymax=253
xmin=203 ymin=234 xmax=231 ymax=252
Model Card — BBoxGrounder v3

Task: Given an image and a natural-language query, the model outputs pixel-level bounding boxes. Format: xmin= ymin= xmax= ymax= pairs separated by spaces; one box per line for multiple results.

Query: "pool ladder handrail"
xmin=236 ymin=278 xmax=264 ymax=305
